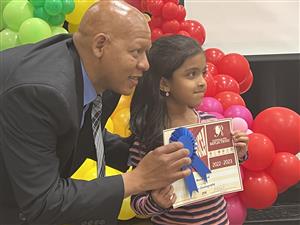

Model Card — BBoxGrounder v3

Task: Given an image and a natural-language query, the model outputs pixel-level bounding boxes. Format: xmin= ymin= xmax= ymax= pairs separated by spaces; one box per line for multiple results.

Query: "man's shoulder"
xmin=1 ymin=34 xmax=77 ymax=95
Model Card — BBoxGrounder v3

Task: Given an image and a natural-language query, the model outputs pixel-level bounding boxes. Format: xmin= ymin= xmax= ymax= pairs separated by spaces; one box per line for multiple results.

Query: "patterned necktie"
xmin=91 ymin=95 xmax=105 ymax=177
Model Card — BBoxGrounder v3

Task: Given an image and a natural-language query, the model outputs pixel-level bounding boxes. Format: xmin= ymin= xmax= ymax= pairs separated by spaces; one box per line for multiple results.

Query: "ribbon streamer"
xmin=170 ymin=127 xmax=211 ymax=197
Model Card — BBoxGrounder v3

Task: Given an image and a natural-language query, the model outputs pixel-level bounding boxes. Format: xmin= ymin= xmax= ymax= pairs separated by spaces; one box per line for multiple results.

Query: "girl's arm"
xmin=128 ymin=141 xmax=169 ymax=216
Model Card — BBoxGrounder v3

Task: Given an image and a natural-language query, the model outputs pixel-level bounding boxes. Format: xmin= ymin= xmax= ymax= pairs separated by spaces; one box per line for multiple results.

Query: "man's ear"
xmin=160 ymin=77 xmax=170 ymax=92
xmin=92 ymin=33 xmax=109 ymax=58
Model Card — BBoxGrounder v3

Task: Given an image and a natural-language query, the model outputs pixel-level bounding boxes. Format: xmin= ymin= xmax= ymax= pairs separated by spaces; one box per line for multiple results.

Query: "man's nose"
xmin=138 ymin=53 xmax=150 ymax=72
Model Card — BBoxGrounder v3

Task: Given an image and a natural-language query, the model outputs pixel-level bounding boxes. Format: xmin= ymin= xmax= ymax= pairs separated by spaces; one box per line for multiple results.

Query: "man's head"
xmin=73 ymin=0 xmax=151 ymax=95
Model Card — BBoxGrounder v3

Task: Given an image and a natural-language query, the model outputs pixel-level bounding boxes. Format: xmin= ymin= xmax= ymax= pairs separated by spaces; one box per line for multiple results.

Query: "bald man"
xmin=0 ymin=1 xmax=191 ymax=225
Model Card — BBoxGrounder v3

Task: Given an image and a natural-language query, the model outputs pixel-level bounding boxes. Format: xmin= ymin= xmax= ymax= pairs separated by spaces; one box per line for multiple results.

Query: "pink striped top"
xmin=128 ymin=112 xmax=229 ymax=225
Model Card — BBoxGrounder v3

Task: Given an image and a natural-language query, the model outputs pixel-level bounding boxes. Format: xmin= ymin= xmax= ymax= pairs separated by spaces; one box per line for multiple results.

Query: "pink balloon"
xmin=224 ymin=193 xmax=237 ymax=199
xmin=196 ymin=97 xmax=223 ymax=114
xmin=209 ymin=112 xmax=224 ymax=119
xmin=224 ymin=105 xmax=253 ymax=129
xmin=226 ymin=196 xmax=247 ymax=225
xmin=232 ymin=117 xmax=248 ymax=132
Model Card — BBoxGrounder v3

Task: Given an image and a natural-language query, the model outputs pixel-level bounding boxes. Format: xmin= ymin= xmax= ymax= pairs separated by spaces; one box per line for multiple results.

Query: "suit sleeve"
xmin=0 ymin=85 xmax=124 ymax=225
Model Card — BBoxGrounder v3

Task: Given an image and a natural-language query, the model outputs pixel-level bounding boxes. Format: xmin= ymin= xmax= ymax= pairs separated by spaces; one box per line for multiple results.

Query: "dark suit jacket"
xmin=0 ymin=35 xmax=131 ymax=225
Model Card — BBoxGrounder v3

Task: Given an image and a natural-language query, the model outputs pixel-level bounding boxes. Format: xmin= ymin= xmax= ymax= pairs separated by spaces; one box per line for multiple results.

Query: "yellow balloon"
xmin=118 ymin=196 xmax=136 ymax=220
xmin=71 ymin=158 xmax=97 ymax=180
xmin=81 ymin=166 xmax=97 ymax=181
xmin=105 ymin=117 xmax=114 ymax=133
xmin=106 ymin=166 xmax=135 ymax=220
xmin=111 ymin=107 xmax=131 ymax=137
xmin=67 ymin=23 xmax=79 ymax=33
xmin=111 ymin=95 xmax=132 ymax=118
xmin=65 ymin=0 xmax=97 ymax=25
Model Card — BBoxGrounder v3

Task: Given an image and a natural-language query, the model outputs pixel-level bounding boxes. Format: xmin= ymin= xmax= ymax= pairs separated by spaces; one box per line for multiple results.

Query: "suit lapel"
xmin=67 ymin=39 xmax=83 ymax=127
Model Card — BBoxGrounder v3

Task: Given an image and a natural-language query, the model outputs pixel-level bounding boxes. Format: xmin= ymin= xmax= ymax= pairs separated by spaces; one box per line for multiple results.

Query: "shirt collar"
xmin=81 ymin=61 xmax=97 ymax=106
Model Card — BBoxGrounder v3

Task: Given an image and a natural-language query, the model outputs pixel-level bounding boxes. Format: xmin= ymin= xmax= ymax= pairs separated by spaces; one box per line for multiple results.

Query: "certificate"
xmin=163 ymin=119 xmax=243 ymax=208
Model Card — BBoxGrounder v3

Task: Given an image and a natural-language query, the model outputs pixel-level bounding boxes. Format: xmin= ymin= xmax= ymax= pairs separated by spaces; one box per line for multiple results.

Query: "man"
xmin=0 ymin=1 xmax=191 ymax=225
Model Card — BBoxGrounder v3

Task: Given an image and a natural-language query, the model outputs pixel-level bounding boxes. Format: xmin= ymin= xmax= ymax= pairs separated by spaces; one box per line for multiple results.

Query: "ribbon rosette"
xmin=170 ymin=127 xmax=211 ymax=197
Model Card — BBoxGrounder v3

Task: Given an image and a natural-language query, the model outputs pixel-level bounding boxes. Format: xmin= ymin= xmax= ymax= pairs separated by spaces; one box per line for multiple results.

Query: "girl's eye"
xmin=202 ymin=69 xmax=208 ymax=78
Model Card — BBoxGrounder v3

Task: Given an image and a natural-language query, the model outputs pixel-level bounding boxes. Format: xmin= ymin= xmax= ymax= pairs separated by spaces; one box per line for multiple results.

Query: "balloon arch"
xmin=1 ymin=0 xmax=299 ymax=223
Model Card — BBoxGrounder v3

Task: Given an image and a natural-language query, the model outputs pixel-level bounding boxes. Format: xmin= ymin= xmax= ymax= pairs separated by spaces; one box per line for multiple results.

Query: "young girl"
xmin=128 ymin=35 xmax=248 ymax=225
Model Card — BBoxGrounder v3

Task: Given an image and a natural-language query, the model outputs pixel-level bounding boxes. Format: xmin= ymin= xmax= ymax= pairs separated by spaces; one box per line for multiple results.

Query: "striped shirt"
xmin=128 ymin=111 xmax=229 ymax=225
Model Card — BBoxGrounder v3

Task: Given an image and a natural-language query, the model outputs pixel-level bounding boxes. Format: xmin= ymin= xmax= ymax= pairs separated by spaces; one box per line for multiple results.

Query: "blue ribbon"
xmin=170 ymin=127 xmax=211 ymax=197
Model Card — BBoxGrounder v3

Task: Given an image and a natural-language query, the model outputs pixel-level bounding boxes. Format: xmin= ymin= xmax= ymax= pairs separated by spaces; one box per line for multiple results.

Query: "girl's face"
xmin=163 ymin=52 xmax=207 ymax=108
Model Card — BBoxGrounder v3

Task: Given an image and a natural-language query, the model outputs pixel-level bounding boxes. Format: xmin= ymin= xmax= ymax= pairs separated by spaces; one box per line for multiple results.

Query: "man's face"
xmin=100 ymin=25 xmax=151 ymax=95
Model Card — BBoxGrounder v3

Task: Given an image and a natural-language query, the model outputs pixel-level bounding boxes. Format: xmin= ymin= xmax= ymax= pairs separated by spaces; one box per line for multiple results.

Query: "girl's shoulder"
xmin=196 ymin=111 xmax=217 ymax=122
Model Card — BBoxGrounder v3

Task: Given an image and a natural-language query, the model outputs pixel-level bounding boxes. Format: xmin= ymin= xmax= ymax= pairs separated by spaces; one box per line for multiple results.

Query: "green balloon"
xmin=0 ymin=28 xmax=18 ymax=50
xmin=0 ymin=9 xmax=5 ymax=31
xmin=62 ymin=0 xmax=74 ymax=14
xmin=0 ymin=0 xmax=11 ymax=10
xmin=3 ymin=0 xmax=33 ymax=31
xmin=44 ymin=0 xmax=62 ymax=16
xmin=48 ymin=13 xmax=65 ymax=26
xmin=19 ymin=17 xmax=51 ymax=44
xmin=30 ymin=0 xmax=45 ymax=8
xmin=51 ymin=26 xmax=68 ymax=35
xmin=34 ymin=7 xmax=49 ymax=21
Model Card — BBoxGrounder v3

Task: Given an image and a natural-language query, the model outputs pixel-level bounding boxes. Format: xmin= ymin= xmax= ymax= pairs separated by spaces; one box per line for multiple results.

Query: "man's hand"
xmin=122 ymin=142 xmax=191 ymax=197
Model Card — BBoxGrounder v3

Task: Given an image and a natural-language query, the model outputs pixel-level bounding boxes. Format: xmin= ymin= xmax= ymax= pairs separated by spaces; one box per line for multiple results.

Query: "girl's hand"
xmin=232 ymin=131 xmax=249 ymax=161
xmin=150 ymin=185 xmax=176 ymax=209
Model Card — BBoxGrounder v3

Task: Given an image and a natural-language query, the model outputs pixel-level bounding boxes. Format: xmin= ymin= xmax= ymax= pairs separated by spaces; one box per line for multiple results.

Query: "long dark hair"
xmin=130 ymin=35 xmax=204 ymax=151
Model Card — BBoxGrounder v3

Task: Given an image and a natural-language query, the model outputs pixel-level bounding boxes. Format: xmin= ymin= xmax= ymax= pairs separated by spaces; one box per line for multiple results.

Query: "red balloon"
xmin=176 ymin=5 xmax=186 ymax=22
xmin=204 ymin=73 xmax=216 ymax=97
xmin=177 ymin=30 xmax=190 ymax=37
xmin=205 ymin=48 xmax=225 ymax=66
xmin=252 ymin=107 xmax=300 ymax=155
xmin=180 ymin=19 xmax=201 ymax=30
xmin=151 ymin=28 xmax=163 ymax=41
xmin=239 ymin=70 xmax=254 ymax=94
xmin=206 ymin=62 xmax=218 ymax=76
xmin=266 ymin=152 xmax=300 ymax=191
xmin=147 ymin=0 xmax=164 ymax=16
xmin=162 ymin=2 xmax=178 ymax=20
xmin=162 ymin=19 xmax=180 ymax=33
xmin=180 ymin=20 xmax=206 ymax=45
xmin=163 ymin=0 xmax=179 ymax=3
xmin=242 ymin=133 xmax=275 ymax=171
xmin=214 ymin=74 xmax=240 ymax=94
xmin=239 ymin=170 xmax=278 ymax=209
xmin=140 ymin=0 xmax=149 ymax=12
xmin=125 ymin=0 xmax=142 ymax=11
xmin=214 ymin=91 xmax=245 ymax=110
xmin=149 ymin=16 xmax=163 ymax=29
xmin=217 ymin=53 xmax=250 ymax=83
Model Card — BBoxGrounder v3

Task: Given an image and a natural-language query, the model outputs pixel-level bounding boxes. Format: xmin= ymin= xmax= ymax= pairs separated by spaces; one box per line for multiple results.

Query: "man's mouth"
xmin=128 ymin=75 xmax=141 ymax=81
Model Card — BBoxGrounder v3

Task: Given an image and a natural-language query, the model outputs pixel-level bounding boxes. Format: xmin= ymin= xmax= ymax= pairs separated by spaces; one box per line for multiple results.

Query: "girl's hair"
xmin=130 ymin=35 xmax=204 ymax=151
